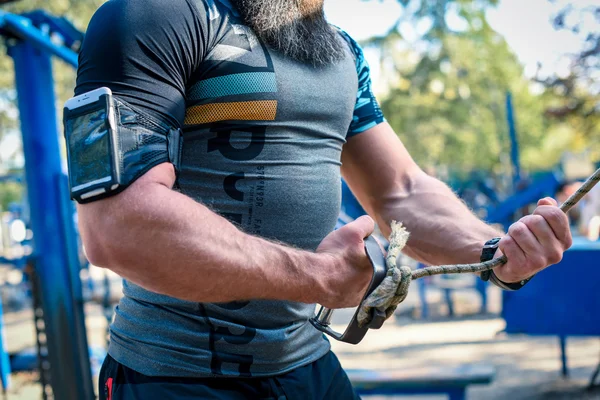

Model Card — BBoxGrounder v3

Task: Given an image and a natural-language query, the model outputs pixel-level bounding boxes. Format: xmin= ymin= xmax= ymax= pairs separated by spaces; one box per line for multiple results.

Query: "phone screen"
xmin=65 ymin=107 xmax=112 ymax=190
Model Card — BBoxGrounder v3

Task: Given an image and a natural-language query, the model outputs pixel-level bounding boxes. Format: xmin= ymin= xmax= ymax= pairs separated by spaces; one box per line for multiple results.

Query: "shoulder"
xmin=333 ymin=29 xmax=385 ymax=135
xmin=87 ymin=0 xmax=206 ymax=27
xmin=334 ymin=27 xmax=371 ymax=84
xmin=335 ymin=28 xmax=362 ymax=59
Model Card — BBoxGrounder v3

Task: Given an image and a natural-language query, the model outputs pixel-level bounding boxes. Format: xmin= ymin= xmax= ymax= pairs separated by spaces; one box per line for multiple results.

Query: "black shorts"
xmin=99 ymin=351 xmax=360 ymax=400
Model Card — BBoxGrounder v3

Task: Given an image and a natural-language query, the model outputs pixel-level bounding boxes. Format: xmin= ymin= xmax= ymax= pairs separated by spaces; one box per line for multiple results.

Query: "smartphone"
xmin=64 ymin=87 xmax=120 ymax=202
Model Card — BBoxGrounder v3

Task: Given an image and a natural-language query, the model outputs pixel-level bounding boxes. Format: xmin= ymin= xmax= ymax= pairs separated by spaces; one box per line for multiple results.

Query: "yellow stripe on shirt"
xmin=184 ymin=100 xmax=278 ymax=125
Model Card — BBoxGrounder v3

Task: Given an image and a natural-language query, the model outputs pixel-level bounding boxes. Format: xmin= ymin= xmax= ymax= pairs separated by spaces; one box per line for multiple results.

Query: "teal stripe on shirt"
xmin=188 ymin=72 xmax=277 ymax=100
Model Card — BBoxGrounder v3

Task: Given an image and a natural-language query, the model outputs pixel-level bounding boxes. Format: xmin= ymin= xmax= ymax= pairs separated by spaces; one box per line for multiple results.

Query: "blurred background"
xmin=0 ymin=0 xmax=598 ymax=399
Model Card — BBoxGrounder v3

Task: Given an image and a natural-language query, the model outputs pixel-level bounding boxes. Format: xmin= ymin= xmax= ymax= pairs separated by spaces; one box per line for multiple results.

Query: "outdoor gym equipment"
xmin=0 ymin=9 xmax=94 ymax=400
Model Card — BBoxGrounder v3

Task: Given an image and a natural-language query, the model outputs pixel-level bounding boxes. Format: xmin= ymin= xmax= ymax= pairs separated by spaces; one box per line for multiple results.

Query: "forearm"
xmin=342 ymin=124 xmax=571 ymax=285
xmin=79 ymin=179 xmax=323 ymax=304
xmin=375 ymin=171 xmax=502 ymax=266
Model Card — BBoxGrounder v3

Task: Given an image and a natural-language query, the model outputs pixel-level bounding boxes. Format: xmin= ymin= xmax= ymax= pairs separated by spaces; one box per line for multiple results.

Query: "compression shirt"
xmin=76 ymin=0 xmax=384 ymax=378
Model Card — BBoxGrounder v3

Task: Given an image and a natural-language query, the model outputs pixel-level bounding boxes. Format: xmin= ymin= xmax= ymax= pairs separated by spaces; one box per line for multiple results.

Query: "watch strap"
xmin=489 ymin=272 xmax=534 ymax=291
xmin=479 ymin=237 xmax=533 ymax=291
xmin=480 ymin=237 xmax=501 ymax=282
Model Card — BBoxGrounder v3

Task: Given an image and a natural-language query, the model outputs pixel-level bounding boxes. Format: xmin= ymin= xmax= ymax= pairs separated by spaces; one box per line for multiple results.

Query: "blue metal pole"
xmin=443 ymin=288 xmax=454 ymax=317
xmin=417 ymin=271 xmax=429 ymax=319
xmin=506 ymin=92 xmax=521 ymax=189
xmin=0 ymin=295 xmax=11 ymax=392
xmin=475 ymin=277 xmax=488 ymax=314
xmin=559 ymin=335 xmax=568 ymax=377
xmin=7 ymin=39 xmax=94 ymax=399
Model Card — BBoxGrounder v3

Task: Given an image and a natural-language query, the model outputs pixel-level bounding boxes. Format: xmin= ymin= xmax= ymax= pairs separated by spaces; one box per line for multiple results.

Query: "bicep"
xmin=76 ymin=161 xmax=175 ymax=266
xmin=341 ymin=122 xmax=422 ymax=213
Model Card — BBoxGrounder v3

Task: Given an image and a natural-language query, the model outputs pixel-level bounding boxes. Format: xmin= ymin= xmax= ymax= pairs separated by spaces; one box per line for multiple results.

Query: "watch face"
xmin=484 ymin=237 xmax=501 ymax=248
xmin=481 ymin=237 xmax=502 ymax=265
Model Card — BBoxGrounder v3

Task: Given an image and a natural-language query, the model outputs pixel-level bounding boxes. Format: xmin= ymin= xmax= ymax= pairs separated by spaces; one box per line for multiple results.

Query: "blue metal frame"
xmin=503 ymin=239 xmax=600 ymax=380
xmin=355 ymin=386 xmax=466 ymax=400
xmin=485 ymin=171 xmax=560 ymax=231
xmin=559 ymin=335 xmax=568 ymax=377
xmin=0 ymin=175 xmax=23 ymax=183
xmin=1 ymin=10 xmax=94 ymax=400
xmin=0 ymin=296 xmax=10 ymax=393
xmin=0 ymin=11 xmax=78 ymax=67
xmin=506 ymin=92 xmax=521 ymax=189
xmin=348 ymin=365 xmax=495 ymax=400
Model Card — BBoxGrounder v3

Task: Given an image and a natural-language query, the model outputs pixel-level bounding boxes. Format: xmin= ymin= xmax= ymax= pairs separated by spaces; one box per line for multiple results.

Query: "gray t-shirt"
xmin=76 ymin=0 xmax=384 ymax=377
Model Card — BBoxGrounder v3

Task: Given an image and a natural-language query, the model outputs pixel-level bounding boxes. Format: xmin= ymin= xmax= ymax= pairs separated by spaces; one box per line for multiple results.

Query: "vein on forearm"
xmin=374 ymin=172 xmax=502 ymax=266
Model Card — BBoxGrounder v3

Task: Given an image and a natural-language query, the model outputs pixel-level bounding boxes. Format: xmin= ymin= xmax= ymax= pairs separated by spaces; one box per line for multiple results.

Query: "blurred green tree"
xmin=0 ymin=180 xmax=22 ymax=210
xmin=536 ymin=1 xmax=600 ymax=161
xmin=364 ymin=0 xmax=597 ymax=179
xmin=0 ymin=0 xmax=596 ymax=179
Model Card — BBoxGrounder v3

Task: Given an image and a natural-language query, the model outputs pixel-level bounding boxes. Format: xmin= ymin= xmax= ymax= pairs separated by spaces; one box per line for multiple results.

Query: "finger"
xmin=537 ymin=197 xmax=558 ymax=207
xmin=342 ymin=215 xmax=375 ymax=241
xmin=496 ymin=236 xmax=527 ymax=282
xmin=520 ymin=215 xmax=556 ymax=248
xmin=520 ymin=215 xmax=564 ymax=264
xmin=507 ymin=221 xmax=543 ymax=256
xmin=533 ymin=205 xmax=572 ymax=248
xmin=498 ymin=235 xmax=525 ymax=265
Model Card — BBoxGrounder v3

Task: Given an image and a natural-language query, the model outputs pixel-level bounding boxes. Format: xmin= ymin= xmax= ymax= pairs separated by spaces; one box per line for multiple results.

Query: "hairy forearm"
xmin=375 ymin=171 xmax=502 ymax=266
xmin=78 ymin=180 xmax=323 ymax=304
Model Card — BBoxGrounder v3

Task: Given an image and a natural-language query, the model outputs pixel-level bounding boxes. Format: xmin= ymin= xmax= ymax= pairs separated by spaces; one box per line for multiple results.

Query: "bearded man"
xmin=74 ymin=0 xmax=572 ymax=398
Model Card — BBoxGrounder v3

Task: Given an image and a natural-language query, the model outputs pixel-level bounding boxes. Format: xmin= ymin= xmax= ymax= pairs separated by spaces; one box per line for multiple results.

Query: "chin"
xmin=301 ymin=0 xmax=325 ymax=14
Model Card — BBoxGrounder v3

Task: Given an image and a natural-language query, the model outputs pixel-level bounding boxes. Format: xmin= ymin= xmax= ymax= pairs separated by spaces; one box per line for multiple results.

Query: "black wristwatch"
xmin=479 ymin=237 xmax=533 ymax=291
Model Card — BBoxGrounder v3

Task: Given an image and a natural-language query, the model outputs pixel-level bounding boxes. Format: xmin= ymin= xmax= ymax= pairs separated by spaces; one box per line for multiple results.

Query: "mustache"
xmin=232 ymin=0 xmax=346 ymax=67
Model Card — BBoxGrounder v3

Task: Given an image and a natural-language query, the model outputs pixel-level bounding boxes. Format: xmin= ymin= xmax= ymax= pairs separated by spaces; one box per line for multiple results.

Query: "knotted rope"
xmin=357 ymin=168 xmax=600 ymax=327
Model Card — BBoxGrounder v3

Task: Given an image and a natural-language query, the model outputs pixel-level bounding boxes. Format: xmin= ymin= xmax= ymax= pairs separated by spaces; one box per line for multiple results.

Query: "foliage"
xmin=0 ymin=181 xmax=22 ymax=210
xmin=536 ymin=2 xmax=600 ymax=160
xmin=0 ymin=0 xmax=597 ymax=178
xmin=364 ymin=0 xmax=599 ymax=177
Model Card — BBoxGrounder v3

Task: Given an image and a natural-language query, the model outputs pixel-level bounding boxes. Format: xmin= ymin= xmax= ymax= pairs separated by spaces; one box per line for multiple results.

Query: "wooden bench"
xmin=347 ymin=364 xmax=495 ymax=400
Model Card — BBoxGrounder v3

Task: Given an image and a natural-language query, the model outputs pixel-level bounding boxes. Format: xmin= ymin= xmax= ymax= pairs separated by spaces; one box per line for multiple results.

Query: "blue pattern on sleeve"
xmin=338 ymin=29 xmax=385 ymax=137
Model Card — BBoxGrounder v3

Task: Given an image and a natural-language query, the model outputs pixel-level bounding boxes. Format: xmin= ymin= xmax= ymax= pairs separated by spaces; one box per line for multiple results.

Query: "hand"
xmin=494 ymin=197 xmax=573 ymax=283
xmin=315 ymin=216 xmax=375 ymax=309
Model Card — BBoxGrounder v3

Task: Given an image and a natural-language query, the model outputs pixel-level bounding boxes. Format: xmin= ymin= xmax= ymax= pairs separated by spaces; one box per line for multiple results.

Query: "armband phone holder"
xmin=63 ymin=87 xmax=182 ymax=203
xmin=309 ymin=235 xmax=388 ymax=344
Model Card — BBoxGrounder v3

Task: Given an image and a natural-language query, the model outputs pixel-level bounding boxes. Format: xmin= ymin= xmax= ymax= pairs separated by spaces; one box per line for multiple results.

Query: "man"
xmin=74 ymin=0 xmax=572 ymax=398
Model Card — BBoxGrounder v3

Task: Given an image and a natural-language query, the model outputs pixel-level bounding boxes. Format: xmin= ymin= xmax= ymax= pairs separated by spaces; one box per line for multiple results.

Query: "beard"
xmin=231 ymin=0 xmax=346 ymax=67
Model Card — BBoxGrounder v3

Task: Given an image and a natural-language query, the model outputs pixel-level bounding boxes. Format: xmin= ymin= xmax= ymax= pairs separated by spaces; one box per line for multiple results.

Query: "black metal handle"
xmin=309 ymin=235 xmax=388 ymax=344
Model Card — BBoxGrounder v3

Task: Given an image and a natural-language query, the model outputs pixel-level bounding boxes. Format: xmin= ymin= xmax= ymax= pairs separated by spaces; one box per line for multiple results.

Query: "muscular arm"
xmin=82 ymin=161 xmax=375 ymax=307
xmin=342 ymin=122 xmax=572 ymax=283
xmin=76 ymin=0 xmax=315 ymax=304
xmin=80 ymin=163 xmax=324 ymax=304
xmin=75 ymin=0 xmax=374 ymax=307
xmin=341 ymin=122 xmax=500 ymax=266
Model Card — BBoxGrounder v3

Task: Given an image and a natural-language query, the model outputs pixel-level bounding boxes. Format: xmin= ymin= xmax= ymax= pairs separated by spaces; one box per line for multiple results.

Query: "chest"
xmin=182 ymin=22 xmax=358 ymax=141
xmin=176 ymin=14 xmax=359 ymax=247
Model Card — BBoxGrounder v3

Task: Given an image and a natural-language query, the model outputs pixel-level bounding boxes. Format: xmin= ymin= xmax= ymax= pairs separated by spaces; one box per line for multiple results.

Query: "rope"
xmin=357 ymin=168 xmax=600 ymax=327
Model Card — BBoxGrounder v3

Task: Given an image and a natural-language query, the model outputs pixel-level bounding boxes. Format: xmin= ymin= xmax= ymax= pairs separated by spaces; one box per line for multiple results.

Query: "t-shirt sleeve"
xmin=339 ymin=30 xmax=386 ymax=138
xmin=75 ymin=0 xmax=208 ymax=128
